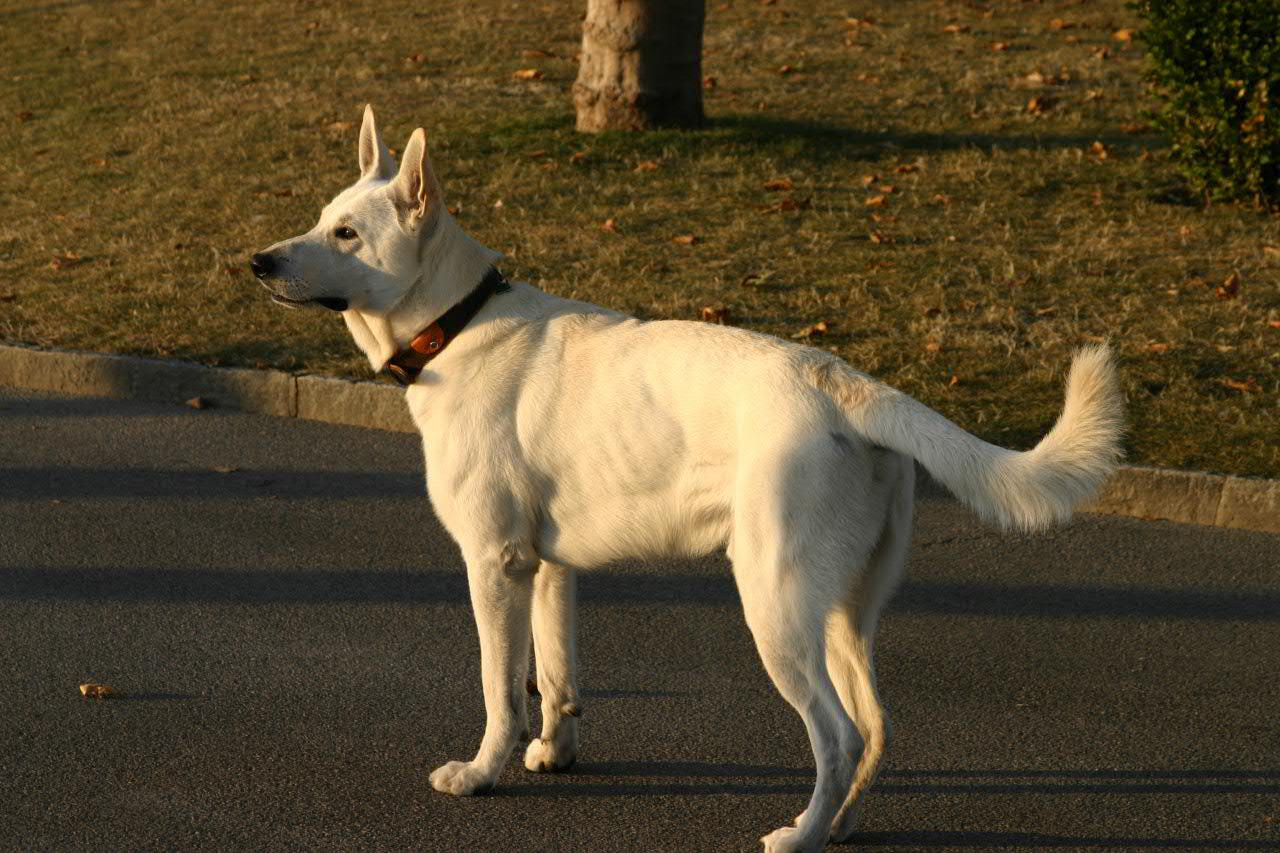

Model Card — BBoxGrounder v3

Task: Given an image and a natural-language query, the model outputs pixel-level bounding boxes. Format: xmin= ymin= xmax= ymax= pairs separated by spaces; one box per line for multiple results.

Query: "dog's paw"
xmin=429 ymin=760 xmax=493 ymax=796
xmin=523 ymin=735 xmax=576 ymax=773
xmin=760 ymin=825 xmax=816 ymax=853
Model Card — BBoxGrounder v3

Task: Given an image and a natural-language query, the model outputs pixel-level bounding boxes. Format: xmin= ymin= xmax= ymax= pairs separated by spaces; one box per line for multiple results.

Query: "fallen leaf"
xmin=569 ymin=151 xmax=589 ymax=165
xmin=15 ymin=110 xmax=34 ymax=122
xmin=1048 ymin=18 xmax=1073 ymax=30
xmin=1216 ymin=271 xmax=1240 ymax=299
xmin=1092 ymin=46 xmax=1111 ymax=60
xmin=513 ymin=68 xmax=543 ymax=80
xmin=792 ymin=320 xmax=831 ymax=340
xmin=925 ymin=340 xmax=942 ymax=353
xmin=446 ymin=205 xmax=460 ymax=216
xmin=672 ymin=234 xmax=699 ymax=245
xmin=947 ymin=374 xmax=960 ymax=387
xmin=1026 ymin=95 xmax=1056 ymax=114
xmin=1143 ymin=342 xmax=1171 ymax=354
xmin=522 ymin=48 xmax=558 ymax=59
xmin=526 ymin=150 xmax=549 ymax=159
xmin=703 ymin=76 xmax=718 ymax=89
xmin=1091 ymin=141 xmax=1109 ymax=160
xmin=865 ymin=194 xmax=888 ymax=207
xmin=878 ymin=184 xmax=896 ymax=194
xmin=1219 ymin=376 xmax=1261 ymax=394
xmin=80 ymin=682 xmax=116 ymax=700
xmin=991 ymin=41 xmax=1011 ymax=52
xmin=894 ymin=164 xmax=919 ymax=174
xmin=942 ymin=24 xmax=970 ymax=34
xmin=1263 ymin=246 xmax=1280 ymax=257
xmin=1085 ymin=89 xmax=1104 ymax=101
xmin=211 ymin=465 xmax=239 ymax=474
xmin=763 ymin=177 xmax=794 ymax=191
xmin=853 ymin=72 xmax=881 ymax=84
xmin=1034 ymin=306 xmax=1057 ymax=317
xmin=186 ymin=396 xmax=207 ymax=410
xmin=861 ymin=174 xmax=878 ymax=186
xmin=404 ymin=52 xmax=426 ymax=64
xmin=1112 ymin=28 xmax=1135 ymax=43
xmin=49 ymin=253 xmax=86 ymax=271
xmin=1092 ymin=190 xmax=1104 ymax=206
xmin=700 ymin=306 xmax=731 ymax=324
xmin=923 ymin=307 xmax=943 ymax=318
xmin=777 ymin=64 xmax=797 ymax=75
xmin=324 ymin=120 xmax=355 ymax=132
xmin=933 ymin=193 xmax=952 ymax=204
xmin=1120 ymin=122 xmax=1151 ymax=134
xmin=1268 ymin=319 xmax=1280 ymax=329
xmin=635 ymin=160 xmax=659 ymax=172
xmin=868 ymin=230 xmax=895 ymax=244
xmin=1018 ymin=71 xmax=1050 ymax=87
xmin=601 ymin=217 xmax=618 ymax=233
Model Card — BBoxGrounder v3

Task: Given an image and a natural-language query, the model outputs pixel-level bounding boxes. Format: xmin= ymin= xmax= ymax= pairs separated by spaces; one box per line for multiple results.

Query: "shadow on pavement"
xmin=848 ymin=829 xmax=1276 ymax=849
xmin=2 ymin=566 xmax=1277 ymax=622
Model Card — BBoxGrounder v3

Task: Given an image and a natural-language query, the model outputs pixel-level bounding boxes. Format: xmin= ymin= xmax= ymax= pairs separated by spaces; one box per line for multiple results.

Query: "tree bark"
xmin=573 ymin=0 xmax=706 ymax=132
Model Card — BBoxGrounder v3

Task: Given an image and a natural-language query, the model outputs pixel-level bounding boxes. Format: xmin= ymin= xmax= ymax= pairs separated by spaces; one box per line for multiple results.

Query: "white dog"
xmin=252 ymin=106 xmax=1123 ymax=852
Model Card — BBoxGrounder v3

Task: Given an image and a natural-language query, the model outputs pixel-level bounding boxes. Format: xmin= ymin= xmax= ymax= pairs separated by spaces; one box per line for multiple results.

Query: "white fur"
xmin=254 ymin=108 xmax=1125 ymax=852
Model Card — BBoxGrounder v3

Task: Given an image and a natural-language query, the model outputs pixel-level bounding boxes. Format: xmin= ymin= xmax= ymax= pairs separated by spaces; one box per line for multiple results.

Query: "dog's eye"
xmin=334 ymin=226 xmax=358 ymax=241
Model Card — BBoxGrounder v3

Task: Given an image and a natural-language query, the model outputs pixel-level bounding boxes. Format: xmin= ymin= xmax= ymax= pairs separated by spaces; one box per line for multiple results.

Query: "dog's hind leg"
xmin=525 ymin=562 xmax=580 ymax=772
xmin=429 ymin=540 xmax=537 ymax=796
xmin=731 ymin=552 xmax=856 ymax=853
xmin=825 ymin=453 xmax=913 ymax=841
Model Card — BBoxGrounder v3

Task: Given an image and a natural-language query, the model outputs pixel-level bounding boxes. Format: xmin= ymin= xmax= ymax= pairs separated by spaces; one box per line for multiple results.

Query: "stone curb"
xmin=1 ymin=343 xmax=1275 ymax=534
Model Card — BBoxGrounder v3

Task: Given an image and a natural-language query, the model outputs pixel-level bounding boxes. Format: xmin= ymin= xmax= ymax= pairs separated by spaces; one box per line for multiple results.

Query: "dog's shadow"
xmin=495 ymin=759 xmax=813 ymax=797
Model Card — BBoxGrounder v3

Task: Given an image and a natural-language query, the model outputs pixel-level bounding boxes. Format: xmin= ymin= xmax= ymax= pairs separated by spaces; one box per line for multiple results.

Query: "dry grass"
xmin=1 ymin=0 xmax=1276 ymax=475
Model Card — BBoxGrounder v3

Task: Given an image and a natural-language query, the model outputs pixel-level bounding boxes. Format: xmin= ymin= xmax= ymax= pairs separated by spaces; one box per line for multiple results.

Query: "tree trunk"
xmin=573 ymin=0 xmax=706 ymax=132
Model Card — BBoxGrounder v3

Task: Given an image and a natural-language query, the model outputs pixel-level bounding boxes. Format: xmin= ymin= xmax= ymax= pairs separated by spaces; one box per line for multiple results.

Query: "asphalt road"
xmin=1 ymin=388 xmax=1277 ymax=852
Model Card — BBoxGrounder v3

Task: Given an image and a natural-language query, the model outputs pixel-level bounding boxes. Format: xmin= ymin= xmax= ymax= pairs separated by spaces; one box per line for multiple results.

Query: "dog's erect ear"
xmin=390 ymin=127 xmax=437 ymax=223
xmin=358 ymin=104 xmax=396 ymax=181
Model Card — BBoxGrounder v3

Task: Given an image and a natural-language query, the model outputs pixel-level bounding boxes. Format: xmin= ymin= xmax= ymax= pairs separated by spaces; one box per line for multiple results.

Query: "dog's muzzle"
xmin=250 ymin=252 xmax=349 ymax=312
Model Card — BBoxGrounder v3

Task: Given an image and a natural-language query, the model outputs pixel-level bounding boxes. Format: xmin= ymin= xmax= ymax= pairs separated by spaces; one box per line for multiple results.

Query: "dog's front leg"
xmin=525 ymin=562 xmax=580 ymax=772
xmin=429 ymin=541 xmax=536 ymax=796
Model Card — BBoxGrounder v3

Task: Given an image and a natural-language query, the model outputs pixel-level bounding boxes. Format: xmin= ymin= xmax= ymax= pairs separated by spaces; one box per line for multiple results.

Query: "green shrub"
xmin=1133 ymin=0 xmax=1280 ymax=207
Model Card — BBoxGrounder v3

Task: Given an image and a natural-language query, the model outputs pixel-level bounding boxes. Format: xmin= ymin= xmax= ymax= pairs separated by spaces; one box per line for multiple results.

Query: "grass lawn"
xmin=1 ymin=0 xmax=1276 ymax=476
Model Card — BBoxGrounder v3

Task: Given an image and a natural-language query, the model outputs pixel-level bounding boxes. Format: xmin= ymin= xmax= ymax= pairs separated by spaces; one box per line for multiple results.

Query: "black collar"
xmin=382 ymin=268 xmax=509 ymax=386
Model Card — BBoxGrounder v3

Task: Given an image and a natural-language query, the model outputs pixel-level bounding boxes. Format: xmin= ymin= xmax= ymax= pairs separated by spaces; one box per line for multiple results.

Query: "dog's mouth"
xmin=268 ymin=293 xmax=349 ymax=312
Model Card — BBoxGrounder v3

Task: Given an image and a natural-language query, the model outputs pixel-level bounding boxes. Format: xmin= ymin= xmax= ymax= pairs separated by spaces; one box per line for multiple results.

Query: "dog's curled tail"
xmin=819 ymin=345 xmax=1124 ymax=532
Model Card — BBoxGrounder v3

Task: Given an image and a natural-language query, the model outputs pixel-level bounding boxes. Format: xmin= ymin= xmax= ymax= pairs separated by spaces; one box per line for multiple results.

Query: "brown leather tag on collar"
xmin=409 ymin=325 xmax=445 ymax=355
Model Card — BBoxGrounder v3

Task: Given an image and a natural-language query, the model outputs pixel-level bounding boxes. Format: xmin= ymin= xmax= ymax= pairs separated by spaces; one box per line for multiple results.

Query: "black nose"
xmin=250 ymin=252 xmax=276 ymax=279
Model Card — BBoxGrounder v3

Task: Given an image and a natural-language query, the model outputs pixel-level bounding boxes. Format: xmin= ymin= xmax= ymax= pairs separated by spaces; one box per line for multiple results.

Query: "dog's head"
xmin=250 ymin=105 xmax=443 ymax=314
